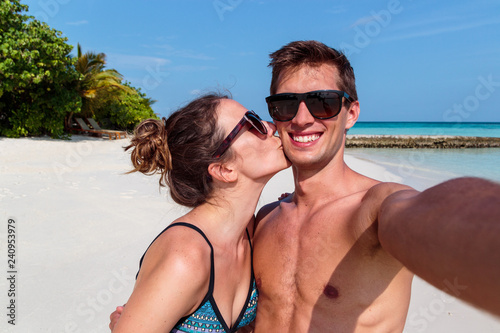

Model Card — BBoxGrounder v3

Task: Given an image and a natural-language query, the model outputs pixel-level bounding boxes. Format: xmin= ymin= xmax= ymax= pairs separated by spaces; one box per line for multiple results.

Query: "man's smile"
xmin=290 ymin=133 xmax=320 ymax=143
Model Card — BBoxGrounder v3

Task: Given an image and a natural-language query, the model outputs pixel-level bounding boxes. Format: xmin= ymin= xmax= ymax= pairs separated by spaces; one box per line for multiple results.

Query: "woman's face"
xmin=216 ymin=99 xmax=291 ymax=182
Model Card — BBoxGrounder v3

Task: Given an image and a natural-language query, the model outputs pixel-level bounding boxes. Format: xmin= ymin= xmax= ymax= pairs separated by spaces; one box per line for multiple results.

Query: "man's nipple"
xmin=323 ymin=285 xmax=339 ymax=299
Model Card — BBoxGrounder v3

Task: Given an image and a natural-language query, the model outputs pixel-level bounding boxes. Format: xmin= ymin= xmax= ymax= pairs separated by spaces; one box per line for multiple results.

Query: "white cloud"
xmin=325 ymin=5 xmax=348 ymax=15
xmin=380 ymin=17 xmax=500 ymax=43
xmin=145 ymin=44 xmax=215 ymax=61
xmin=106 ymin=53 xmax=171 ymax=70
xmin=350 ymin=15 xmax=377 ymax=28
xmin=169 ymin=65 xmax=217 ymax=72
xmin=66 ymin=20 xmax=88 ymax=26
xmin=232 ymin=51 xmax=256 ymax=57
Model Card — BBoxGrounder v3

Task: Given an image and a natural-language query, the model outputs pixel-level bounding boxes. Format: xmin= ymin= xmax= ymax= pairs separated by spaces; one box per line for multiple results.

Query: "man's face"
xmin=273 ymin=64 xmax=359 ymax=171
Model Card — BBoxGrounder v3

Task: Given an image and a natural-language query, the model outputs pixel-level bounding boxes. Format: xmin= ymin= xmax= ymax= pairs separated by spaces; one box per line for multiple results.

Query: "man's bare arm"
xmin=378 ymin=177 xmax=500 ymax=316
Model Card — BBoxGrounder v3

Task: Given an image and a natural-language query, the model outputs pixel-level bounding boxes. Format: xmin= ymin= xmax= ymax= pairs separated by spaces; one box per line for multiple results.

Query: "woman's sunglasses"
xmin=212 ymin=110 xmax=268 ymax=159
xmin=265 ymin=90 xmax=354 ymax=122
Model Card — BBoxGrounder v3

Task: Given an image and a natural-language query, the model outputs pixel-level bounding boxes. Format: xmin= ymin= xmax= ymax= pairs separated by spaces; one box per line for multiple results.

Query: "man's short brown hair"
xmin=269 ymin=40 xmax=358 ymax=104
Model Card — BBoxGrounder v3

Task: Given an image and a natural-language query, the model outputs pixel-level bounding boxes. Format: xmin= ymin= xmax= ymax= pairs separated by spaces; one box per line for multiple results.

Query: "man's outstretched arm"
xmin=378 ymin=177 xmax=500 ymax=317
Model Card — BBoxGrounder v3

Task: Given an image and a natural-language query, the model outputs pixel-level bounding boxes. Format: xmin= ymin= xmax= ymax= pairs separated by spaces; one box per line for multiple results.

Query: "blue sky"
xmin=26 ymin=0 xmax=500 ymax=122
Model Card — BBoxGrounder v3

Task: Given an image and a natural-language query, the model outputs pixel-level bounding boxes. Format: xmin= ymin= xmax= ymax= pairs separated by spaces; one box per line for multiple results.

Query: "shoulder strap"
xmin=208 ymin=228 xmax=256 ymax=332
xmin=168 ymin=222 xmax=214 ymax=250
xmin=136 ymin=222 xmax=215 ymax=298
xmin=245 ymin=228 xmax=252 ymax=252
xmin=138 ymin=222 xmax=216 ymax=329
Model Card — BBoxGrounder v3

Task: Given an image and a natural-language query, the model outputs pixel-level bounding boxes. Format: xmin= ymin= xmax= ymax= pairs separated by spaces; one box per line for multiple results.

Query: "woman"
xmin=111 ymin=93 xmax=290 ymax=332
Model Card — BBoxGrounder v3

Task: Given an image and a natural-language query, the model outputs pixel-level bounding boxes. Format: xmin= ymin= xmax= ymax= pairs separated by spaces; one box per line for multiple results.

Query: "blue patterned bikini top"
xmin=137 ymin=222 xmax=258 ymax=333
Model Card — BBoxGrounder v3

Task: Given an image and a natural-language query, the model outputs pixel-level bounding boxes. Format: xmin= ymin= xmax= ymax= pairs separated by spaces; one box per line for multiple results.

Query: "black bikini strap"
xmin=136 ymin=222 xmax=215 ymax=294
xmin=167 ymin=222 xmax=214 ymax=251
xmin=167 ymin=223 xmax=215 ymax=299
xmin=245 ymin=228 xmax=253 ymax=252
xmin=246 ymin=227 xmax=255 ymax=281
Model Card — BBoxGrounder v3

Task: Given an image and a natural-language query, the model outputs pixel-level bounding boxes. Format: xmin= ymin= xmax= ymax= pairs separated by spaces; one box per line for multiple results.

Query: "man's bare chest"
xmin=253 ymin=202 xmax=383 ymax=301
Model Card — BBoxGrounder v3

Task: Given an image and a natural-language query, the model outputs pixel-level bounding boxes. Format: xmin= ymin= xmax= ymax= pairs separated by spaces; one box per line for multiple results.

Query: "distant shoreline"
xmin=353 ymin=121 xmax=500 ymax=124
xmin=346 ymin=135 xmax=500 ymax=148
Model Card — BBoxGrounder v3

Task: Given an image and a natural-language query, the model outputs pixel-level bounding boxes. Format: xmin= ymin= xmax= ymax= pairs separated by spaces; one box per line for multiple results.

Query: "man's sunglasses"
xmin=212 ymin=110 xmax=268 ymax=159
xmin=265 ymin=90 xmax=354 ymax=122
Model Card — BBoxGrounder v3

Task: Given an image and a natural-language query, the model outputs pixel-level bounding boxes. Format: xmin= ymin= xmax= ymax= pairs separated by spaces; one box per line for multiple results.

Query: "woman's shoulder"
xmin=137 ymin=223 xmax=213 ymax=284
xmin=120 ymin=224 xmax=215 ymax=329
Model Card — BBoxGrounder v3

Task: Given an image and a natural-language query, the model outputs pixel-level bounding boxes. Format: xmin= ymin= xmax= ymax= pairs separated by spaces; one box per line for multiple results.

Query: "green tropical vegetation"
xmin=0 ymin=0 xmax=157 ymax=138
xmin=100 ymin=81 xmax=157 ymax=131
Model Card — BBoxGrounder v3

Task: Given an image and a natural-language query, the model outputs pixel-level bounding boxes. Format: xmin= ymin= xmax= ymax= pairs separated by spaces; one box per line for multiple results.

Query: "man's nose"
xmin=292 ymin=101 xmax=315 ymax=126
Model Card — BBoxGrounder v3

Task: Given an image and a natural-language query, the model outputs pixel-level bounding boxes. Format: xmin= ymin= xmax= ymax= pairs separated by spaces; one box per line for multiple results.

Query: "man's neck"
xmin=291 ymin=158 xmax=356 ymax=207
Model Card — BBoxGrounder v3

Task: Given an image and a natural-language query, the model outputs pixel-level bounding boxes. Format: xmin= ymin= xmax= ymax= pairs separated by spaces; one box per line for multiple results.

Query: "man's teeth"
xmin=292 ymin=134 xmax=320 ymax=143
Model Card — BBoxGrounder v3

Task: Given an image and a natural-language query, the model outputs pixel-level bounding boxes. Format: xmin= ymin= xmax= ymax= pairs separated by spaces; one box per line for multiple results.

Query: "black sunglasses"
xmin=266 ymin=90 xmax=354 ymax=122
xmin=212 ymin=111 xmax=268 ymax=159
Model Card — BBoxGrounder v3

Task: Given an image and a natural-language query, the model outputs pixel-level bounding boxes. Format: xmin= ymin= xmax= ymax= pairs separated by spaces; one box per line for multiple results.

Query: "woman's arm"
xmin=112 ymin=228 xmax=211 ymax=332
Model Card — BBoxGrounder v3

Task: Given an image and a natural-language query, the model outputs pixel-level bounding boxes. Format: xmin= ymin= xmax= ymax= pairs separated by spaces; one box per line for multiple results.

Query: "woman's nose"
xmin=264 ymin=121 xmax=277 ymax=136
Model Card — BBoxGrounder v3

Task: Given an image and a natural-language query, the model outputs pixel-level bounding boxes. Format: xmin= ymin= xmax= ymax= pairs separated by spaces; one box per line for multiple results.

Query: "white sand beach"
xmin=0 ymin=136 xmax=499 ymax=332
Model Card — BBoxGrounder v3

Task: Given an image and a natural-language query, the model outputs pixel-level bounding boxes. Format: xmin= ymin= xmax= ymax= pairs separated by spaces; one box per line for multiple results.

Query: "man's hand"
xmin=109 ymin=305 xmax=125 ymax=331
xmin=109 ymin=303 xmax=255 ymax=332
xmin=278 ymin=192 xmax=292 ymax=200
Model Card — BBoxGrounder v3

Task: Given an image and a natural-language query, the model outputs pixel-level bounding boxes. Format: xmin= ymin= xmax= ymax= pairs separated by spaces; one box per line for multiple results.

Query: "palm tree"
xmin=66 ymin=44 xmax=135 ymax=129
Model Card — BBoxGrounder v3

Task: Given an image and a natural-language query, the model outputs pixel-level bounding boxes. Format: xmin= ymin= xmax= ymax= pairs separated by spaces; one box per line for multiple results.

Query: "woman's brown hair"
xmin=125 ymin=93 xmax=230 ymax=207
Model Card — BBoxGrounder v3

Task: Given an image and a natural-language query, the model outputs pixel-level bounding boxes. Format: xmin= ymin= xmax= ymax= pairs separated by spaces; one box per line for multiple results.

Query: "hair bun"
xmin=125 ymin=119 xmax=172 ymax=183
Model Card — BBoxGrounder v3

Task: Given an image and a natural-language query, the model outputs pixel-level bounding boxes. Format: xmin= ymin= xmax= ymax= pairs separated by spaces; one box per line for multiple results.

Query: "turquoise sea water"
xmin=345 ymin=122 xmax=500 ymax=189
xmin=349 ymin=122 xmax=500 ymax=137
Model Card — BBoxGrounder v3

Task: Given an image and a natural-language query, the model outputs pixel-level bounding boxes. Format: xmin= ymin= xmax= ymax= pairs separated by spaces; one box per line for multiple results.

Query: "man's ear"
xmin=345 ymin=100 xmax=360 ymax=130
xmin=208 ymin=162 xmax=238 ymax=183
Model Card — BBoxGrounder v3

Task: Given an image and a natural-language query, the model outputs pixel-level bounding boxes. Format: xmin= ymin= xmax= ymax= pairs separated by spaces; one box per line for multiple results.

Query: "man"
xmin=252 ymin=40 xmax=500 ymax=332
xmin=110 ymin=41 xmax=500 ymax=331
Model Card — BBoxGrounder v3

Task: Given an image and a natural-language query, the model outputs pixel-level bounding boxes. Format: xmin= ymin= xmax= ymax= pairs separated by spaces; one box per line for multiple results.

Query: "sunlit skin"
xmin=273 ymin=65 xmax=354 ymax=175
xmin=252 ymin=64 xmax=415 ymax=332
xmin=217 ymin=100 xmax=291 ymax=186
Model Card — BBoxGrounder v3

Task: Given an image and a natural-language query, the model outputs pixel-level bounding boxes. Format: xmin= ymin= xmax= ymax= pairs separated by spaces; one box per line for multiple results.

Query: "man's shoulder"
xmin=347 ymin=181 xmax=418 ymax=237
xmin=354 ymin=182 xmax=417 ymax=222
xmin=362 ymin=182 xmax=417 ymax=202
xmin=254 ymin=194 xmax=296 ymax=232
xmin=255 ymin=200 xmax=281 ymax=225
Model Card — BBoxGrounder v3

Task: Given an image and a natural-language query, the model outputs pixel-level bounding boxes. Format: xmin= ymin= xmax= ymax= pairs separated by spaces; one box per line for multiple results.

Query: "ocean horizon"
xmin=346 ymin=122 xmax=500 ymax=188
xmin=350 ymin=121 xmax=500 ymax=138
